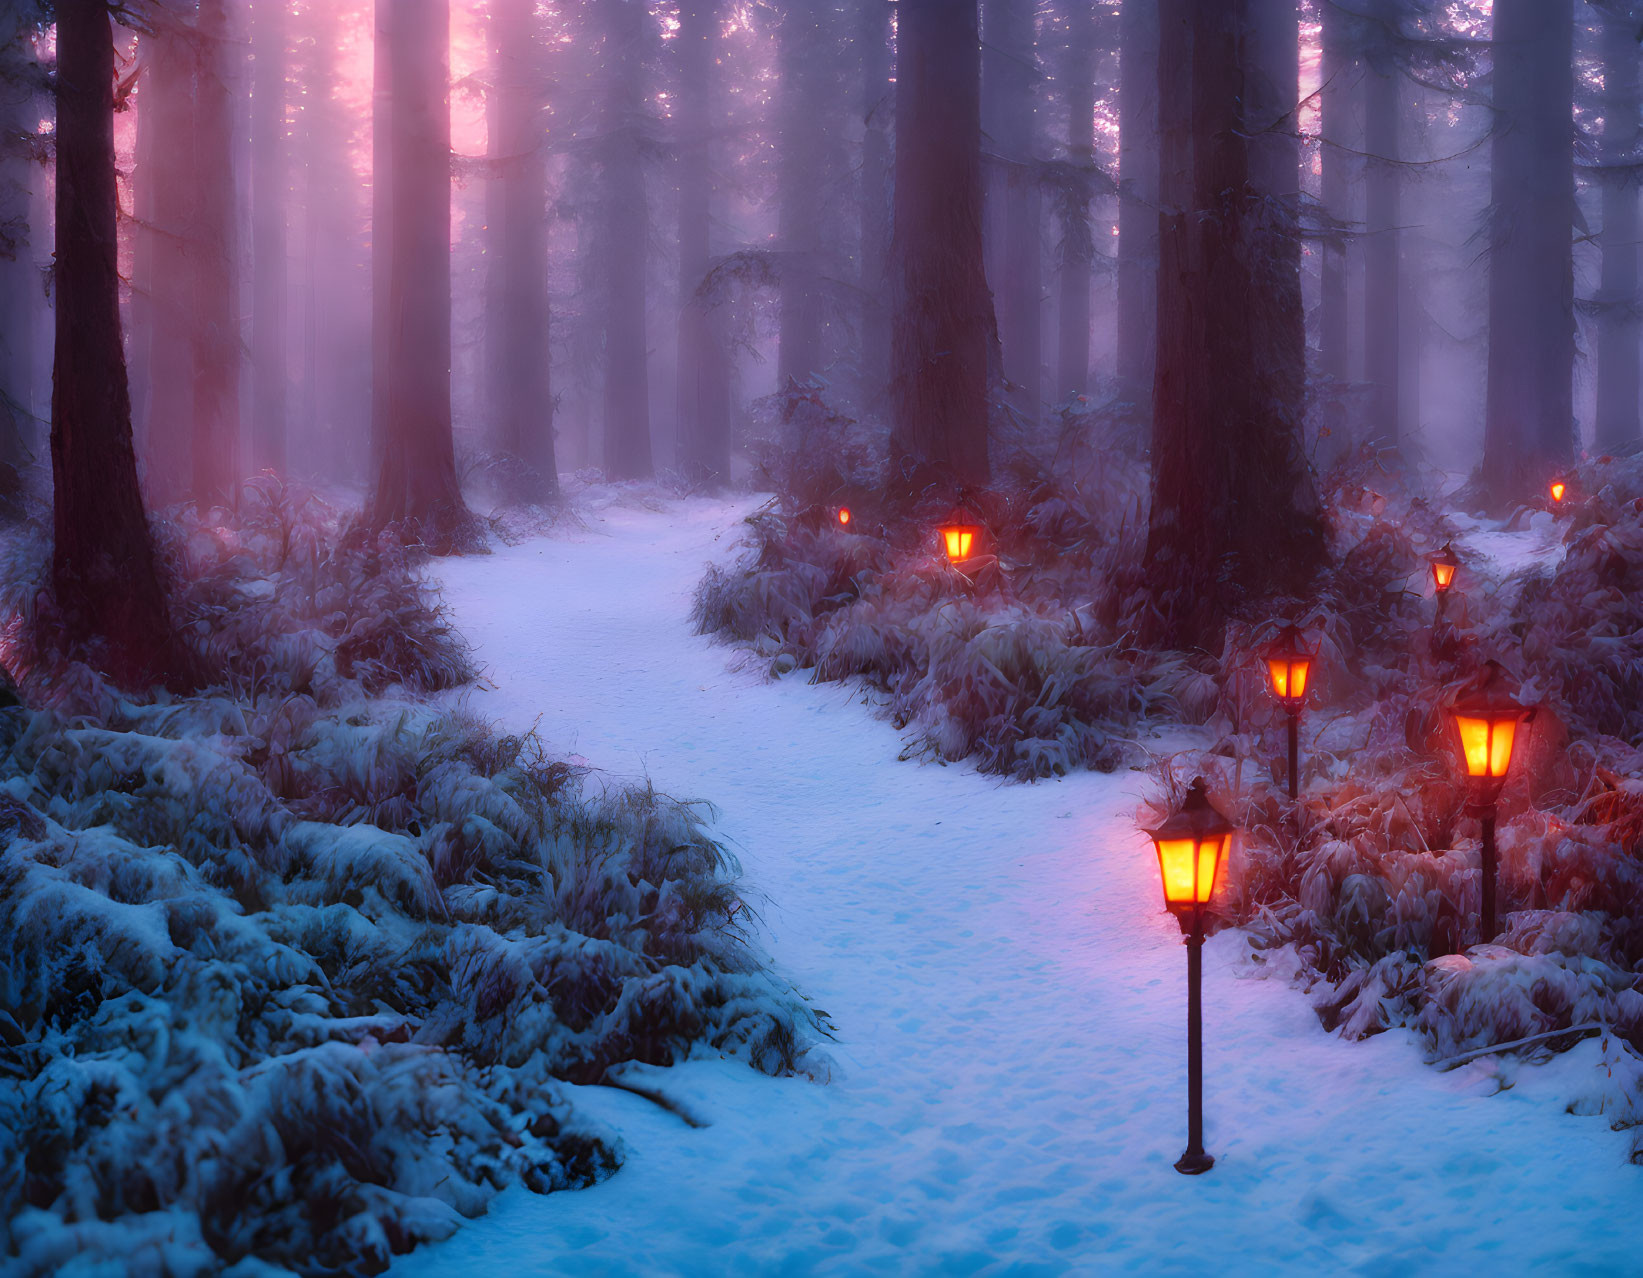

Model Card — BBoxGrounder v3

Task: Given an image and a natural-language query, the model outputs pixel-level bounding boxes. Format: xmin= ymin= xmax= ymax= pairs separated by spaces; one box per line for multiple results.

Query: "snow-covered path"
xmin=396 ymin=496 xmax=1640 ymax=1276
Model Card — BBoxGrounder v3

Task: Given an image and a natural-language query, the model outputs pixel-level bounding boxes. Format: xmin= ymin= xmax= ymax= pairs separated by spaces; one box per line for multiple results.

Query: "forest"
xmin=4 ymin=0 xmax=1643 ymax=1273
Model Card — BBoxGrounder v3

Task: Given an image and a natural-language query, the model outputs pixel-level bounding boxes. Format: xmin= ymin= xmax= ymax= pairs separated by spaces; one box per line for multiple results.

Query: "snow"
xmin=396 ymin=494 xmax=1643 ymax=1275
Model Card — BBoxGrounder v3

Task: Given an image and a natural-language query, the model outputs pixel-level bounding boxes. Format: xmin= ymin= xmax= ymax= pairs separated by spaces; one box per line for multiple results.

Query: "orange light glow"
xmin=1156 ymin=834 xmax=1230 ymax=909
xmin=837 ymin=507 xmax=851 ymax=527
xmin=1455 ymin=713 xmax=1518 ymax=779
xmin=1265 ymin=656 xmax=1311 ymax=704
xmin=942 ymin=526 xmax=974 ymax=561
xmin=1432 ymin=560 xmax=1456 ymax=591
xmin=1145 ymin=778 xmax=1236 ymax=922
xmin=1550 ymin=481 xmax=1566 ymax=503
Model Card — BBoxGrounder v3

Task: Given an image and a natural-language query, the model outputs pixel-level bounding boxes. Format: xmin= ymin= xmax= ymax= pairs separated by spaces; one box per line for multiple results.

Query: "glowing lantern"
xmin=1262 ymin=624 xmax=1313 ymax=712
xmin=938 ymin=509 xmax=982 ymax=564
xmin=837 ymin=506 xmax=852 ymax=528
xmin=1430 ymin=543 xmax=1459 ymax=594
xmin=1145 ymin=778 xmax=1234 ymax=923
xmin=1549 ymin=479 xmax=1567 ymax=505
xmin=1446 ymin=661 xmax=1533 ymax=943
xmin=1450 ymin=662 xmax=1530 ymax=797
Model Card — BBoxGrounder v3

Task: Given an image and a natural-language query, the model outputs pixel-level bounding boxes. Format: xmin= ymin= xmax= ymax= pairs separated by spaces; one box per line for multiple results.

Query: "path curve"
xmin=394 ymin=496 xmax=1640 ymax=1276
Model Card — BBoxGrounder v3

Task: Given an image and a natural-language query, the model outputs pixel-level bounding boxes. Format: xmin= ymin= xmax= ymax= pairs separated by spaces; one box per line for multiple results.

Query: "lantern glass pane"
xmin=1156 ymin=838 xmax=1199 ymax=906
xmin=1551 ymin=482 xmax=1566 ymax=502
xmin=943 ymin=528 xmax=974 ymax=561
xmin=1195 ymin=836 xmax=1225 ymax=904
xmin=1488 ymin=717 xmax=1518 ymax=778
xmin=1433 ymin=561 xmax=1455 ymax=590
xmin=1289 ymin=659 xmax=1311 ymax=700
xmin=1456 ymin=715 xmax=1491 ymax=777
xmin=1265 ymin=657 xmax=1290 ymax=700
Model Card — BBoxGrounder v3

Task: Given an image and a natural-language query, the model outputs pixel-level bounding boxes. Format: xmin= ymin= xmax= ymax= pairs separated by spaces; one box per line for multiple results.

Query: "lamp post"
xmin=937 ymin=507 xmax=982 ymax=565
xmin=1448 ymin=661 xmax=1532 ymax=943
xmin=1262 ymin=625 xmax=1314 ymax=801
xmin=1146 ymin=778 xmax=1235 ymax=1176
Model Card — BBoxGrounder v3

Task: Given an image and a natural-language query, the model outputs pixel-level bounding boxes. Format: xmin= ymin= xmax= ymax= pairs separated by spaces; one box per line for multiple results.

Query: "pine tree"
xmin=51 ymin=0 xmax=173 ymax=684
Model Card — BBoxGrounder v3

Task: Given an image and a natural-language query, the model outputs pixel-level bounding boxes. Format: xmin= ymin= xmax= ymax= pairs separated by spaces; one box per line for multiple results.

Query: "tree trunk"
xmin=1317 ymin=0 xmax=1355 ymax=434
xmin=1114 ymin=0 xmax=1156 ymax=404
xmin=1147 ymin=0 xmax=1324 ymax=644
xmin=857 ymin=0 xmax=892 ymax=413
xmin=190 ymin=0 xmax=242 ymax=508
xmin=776 ymin=4 xmax=843 ymax=387
xmin=889 ymin=0 xmax=993 ymax=492
xmin=1596 ymin=3 xmax=1640 ymax=453
xmin=1245 ymin=0 xmax=1306 ymax=466
xmin=251 ymin=0 xmax=288 ymax=478
xmin=1361 ymin=0 xmax=1400 ymax=450
xmin=0 ymin=6 xmax=38 ymax=473
xmin=138 ymin=14 xmax=195 ymax=505
xmin=370 ymin=0 xmax=392 ymax=478
xmin=486 ymin=0 xmax=557 ymax=500
xmin=1481 ymin=0 xmax=1574 ymax=505
xmin=51 ymin=0 xmax=171 ymax=684
xmin=674 ymin=0 xmax=731 ymax=487
xmin=295 ymin=0 xmax=364 ymax=485
xmin=369 ymin=0 xmax=477 ymax=549
xmin=599 ymin=0 xmax=652 ymax=479
xmin=983 ymin=0 xmax=1041 ymax=427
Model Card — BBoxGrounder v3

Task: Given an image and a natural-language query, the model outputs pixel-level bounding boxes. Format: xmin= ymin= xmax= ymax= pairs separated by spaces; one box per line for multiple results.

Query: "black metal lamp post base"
xmin=1174 ymin=1149 xmax=1215 ymax=1176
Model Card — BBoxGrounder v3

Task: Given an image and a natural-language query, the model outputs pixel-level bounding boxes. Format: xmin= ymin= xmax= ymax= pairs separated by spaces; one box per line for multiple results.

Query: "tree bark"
xmin=674 ymin=0 xmax=731 ymax=487
xmin=486 ymin=0 xmax=557 ymax=500
xmin=1317 ymin=0 xmax=1356 ymax=434
xmin=599 ymin=0 xmax=652 ymax=479
xmin=1361 ymin=0 xmax=1401 ymax=450
xmin=1596 ymin=3 xmax=1640 ymax=453
xmin=983 ymin=0 xmax=1042 ymax=426
xmin=1481 ymin=0 xmax=1574 ymax=505
xmin=857 ymin=0 xmax=893 ymax=414
xmin=889 ymin=0 xmax=993 ymax=492
xmin=0 ymin=6 xmax=39 ymax=473
xmin=368 ymin=0 xmax=477 ymax=549
xmin=137 ymin=13 xmax=195 ymax=505
xmin=251 ymin=0 xmax=288 ymax=478
xmin=51 ymin=0 xmax=172 ymax=684
xmin=1147 ymin=0 xmax=1325 ymax=644
xmin=190 ymin=0 xmax=242 ymax=508
xmin=370 ymin=0 xmax=392 ymax=478
xmin=776 ymin=4 xmax=844 ymax=388
xmin=1114 ymin=0 xmax=1156 ymax=404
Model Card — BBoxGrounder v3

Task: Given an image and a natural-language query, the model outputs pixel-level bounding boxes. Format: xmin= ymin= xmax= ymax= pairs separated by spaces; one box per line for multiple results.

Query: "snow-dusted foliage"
xmin=696 ymin=422 xmax=1207 ymax=779
xmin=1169 ymin=454 xmax=1643 ymax=1123
xmin=0 ymin=484 xmax=814 ymax=1274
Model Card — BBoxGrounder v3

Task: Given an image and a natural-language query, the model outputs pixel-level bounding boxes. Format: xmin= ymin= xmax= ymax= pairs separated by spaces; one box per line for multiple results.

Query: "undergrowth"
xmin=699 ymin=382 xmax=1643 ymax=1122
xmin=695 ymin=387 xmax=1205 ymax=779
xmin=0 ymin=480 xmax=815 ymax=1275
xmin=1161 ymin=454 xmax=1643 ymax=1143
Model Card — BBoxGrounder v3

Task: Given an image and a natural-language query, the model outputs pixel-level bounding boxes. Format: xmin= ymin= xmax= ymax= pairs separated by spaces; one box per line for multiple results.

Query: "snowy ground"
xmin=394 ymin=494 xmax=1638 ymax=1276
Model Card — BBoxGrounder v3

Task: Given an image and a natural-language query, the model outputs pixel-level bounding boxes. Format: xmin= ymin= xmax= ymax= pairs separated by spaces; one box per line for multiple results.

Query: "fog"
xmin=0 ymin=0 xmax=1634 ymax=546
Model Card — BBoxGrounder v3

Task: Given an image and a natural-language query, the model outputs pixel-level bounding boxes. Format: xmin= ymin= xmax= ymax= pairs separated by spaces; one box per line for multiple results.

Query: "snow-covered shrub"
xmin=0 ymin=486 xmax=816 ymax=1274
xmin=695 ymin=457 xmax=1202 ymax=780
xmin=744 ymin=378 xmax=886 ymax=513
xmin=1180 ymin=458 xmax=1643 ymax=1078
